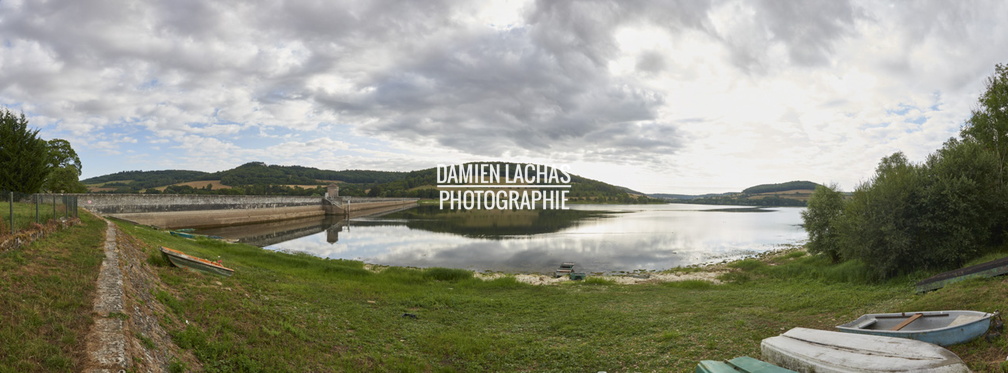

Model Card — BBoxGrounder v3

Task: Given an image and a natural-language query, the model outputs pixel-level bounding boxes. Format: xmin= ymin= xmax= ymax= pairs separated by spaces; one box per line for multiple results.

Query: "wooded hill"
xmin=653 ymin=180 xmax=822 ymax=207
xmin=82 ymin=162 xmax=407 ymax=196
xmin=82 ymin=161 xmax=662 ymax=204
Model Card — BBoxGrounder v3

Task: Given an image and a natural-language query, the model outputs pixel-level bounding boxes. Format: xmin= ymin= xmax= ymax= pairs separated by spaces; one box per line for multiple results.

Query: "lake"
xmin=199 ymin=203 xmax=807 ymax=274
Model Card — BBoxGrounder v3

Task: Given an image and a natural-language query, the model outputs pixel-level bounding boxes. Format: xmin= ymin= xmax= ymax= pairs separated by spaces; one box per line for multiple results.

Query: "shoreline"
xmin=362 ymin=246 xmax=806 ymax=286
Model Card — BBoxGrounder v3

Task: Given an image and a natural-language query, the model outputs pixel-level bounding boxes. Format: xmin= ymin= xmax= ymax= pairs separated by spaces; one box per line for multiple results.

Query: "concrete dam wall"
xmin=49 ymin=194 xmax=417 ymax=229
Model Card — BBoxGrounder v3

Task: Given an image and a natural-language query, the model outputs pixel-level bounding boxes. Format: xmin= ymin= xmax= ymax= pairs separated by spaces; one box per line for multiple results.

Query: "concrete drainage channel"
xmin=84 ymin=219 xmax=127 ymax=372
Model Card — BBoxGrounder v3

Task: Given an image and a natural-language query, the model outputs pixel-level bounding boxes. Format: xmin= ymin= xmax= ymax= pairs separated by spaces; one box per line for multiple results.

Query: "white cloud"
xmin=1 ymin=0 xmax=1006 ymax=193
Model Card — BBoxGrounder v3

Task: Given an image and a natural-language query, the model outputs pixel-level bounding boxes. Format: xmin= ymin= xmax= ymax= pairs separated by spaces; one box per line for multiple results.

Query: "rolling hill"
xmin=81 ymin=161 xmax=663 ymax=204
xmin=652 ymin=180 xmax=822 ymax=207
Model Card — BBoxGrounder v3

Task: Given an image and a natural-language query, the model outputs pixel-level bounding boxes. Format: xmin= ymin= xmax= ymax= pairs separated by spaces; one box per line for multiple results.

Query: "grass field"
xmin=0 ymin=200 xmax=72 ymax=234
xmin=113 ymin=220 xmax=1008 ymax=372
xmin=0 ymin=211 xmax=106 ymax=372
xmin=2 ymin=212 xmax=1006 ymax=371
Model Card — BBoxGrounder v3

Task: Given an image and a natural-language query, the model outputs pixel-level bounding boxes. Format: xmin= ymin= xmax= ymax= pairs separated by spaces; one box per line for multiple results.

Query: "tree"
xmin=43 ymin=138 xmax=87 ymax=193
xmin=801 ymin=184 xmax=845 ymax=263
xmin=961 ymin=63 xmax=1008 ymax=188
xmin=836 ymin=152 xmax=930 ymax=279
xmin=0 ymin=109 xmax=48 ymax=193
xmin=959 ymin=63 xmax=1008 ymax=244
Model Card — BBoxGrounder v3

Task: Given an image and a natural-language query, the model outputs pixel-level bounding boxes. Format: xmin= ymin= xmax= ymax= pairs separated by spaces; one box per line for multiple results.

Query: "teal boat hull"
xmin=837 ymin=310 xmax=995 ymax=346
xmin=696 ymin=356 xmax=796 ymax=373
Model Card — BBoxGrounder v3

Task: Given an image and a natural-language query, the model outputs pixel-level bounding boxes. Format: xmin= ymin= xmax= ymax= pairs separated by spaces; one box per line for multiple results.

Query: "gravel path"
xmin=84 ymin=219 xmax=127 ymax=372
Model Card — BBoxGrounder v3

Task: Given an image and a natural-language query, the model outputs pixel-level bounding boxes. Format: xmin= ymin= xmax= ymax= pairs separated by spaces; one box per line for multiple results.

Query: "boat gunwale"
xmin=836 ymin=310 xmax=994 ymax=346
xmin=160 ymin=246 xmax=234 ymax=275
xmin=837 ymin=310 xmax=992 ymax=332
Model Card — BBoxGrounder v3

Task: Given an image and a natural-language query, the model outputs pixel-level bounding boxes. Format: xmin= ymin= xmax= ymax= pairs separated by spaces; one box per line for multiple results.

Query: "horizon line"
xmin=436 ymin=185 xmax=572 ymax=189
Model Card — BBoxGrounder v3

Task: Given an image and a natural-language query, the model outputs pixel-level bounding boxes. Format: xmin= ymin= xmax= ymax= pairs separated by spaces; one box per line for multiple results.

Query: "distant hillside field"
xmin=655 ymin=180 xmax=821 ymax=207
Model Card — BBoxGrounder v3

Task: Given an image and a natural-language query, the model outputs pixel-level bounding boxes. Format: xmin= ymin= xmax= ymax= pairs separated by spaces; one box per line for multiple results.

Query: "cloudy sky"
xmin=2 ymin=0 xmax=1007 ymax=194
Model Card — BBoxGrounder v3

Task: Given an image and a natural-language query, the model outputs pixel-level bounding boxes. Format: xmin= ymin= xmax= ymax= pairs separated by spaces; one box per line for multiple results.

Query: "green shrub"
xmin=728 ymin=259 xmax=767 ymax=273
xmin=423 ymin=267 xmax=474 ymax=282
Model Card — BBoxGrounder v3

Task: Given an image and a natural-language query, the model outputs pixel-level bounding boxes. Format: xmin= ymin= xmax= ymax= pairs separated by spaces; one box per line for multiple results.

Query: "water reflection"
xmin=202 ymin=204 xmax=807 ymax=274
xmin=379 ymin=205 xmax=613 ymax=238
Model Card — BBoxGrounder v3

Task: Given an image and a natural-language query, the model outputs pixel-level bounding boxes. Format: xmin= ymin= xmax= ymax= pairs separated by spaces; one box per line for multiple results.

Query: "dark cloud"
xmin=756 ymin=0 xmax=859 ymax=66
xmin=338 ymin=1 xmax=696 ymax=162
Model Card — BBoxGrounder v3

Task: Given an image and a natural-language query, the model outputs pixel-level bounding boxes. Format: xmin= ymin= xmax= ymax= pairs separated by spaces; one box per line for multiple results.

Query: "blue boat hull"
xmin=837 ymin=310 xmax=994 ymax=346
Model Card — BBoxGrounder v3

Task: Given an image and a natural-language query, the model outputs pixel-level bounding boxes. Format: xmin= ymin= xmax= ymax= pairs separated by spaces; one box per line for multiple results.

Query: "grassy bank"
xmin=113 ymin=220 xmax=1008 ymax=372
xmin=0 ymin=211 xmax=106 ymax=372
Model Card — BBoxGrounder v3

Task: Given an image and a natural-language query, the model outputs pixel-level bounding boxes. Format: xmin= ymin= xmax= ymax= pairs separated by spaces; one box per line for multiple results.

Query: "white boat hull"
xmin=761 ymin=328 xmax=970 ymax=373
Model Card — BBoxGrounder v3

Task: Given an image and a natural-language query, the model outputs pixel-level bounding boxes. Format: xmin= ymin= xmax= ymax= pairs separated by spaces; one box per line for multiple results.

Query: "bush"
xmin=802 ymin=185 xmax=844 ymax=262
xmin=423 ymin=267 xmax=473 ymax=282
xmin=727 ymin=259 xmax=768 ymax=273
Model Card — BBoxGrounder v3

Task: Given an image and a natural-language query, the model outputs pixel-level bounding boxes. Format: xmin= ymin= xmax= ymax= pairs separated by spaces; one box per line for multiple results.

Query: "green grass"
xmin=113 ymin=219 xmax=1008 ymax=372
xmin=0 ymin=200 xmax=71 ymax=234
xmin=7 ymin=213 xmax=1006 ymax=371
xmin=0 ymin=210 xmax=106 ymax=372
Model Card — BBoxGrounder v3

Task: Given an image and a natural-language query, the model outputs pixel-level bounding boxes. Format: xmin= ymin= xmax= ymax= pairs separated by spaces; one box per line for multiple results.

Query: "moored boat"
xmin=762 ymin=327 xmax=969 ymax=373
xmin=836 ymin=310 xmax=996 ymax=346
xmin=554 ymin=262 xmax=575 ymax=278
xmin=160 ymin=246 xmax=234 ymax=277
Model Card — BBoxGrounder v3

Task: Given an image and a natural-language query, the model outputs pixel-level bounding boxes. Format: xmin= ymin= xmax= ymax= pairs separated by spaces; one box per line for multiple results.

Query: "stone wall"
xmin=45 ymin=194 xmax=322 ymax=214
xmin=51 ymin=194 xmax=418 ymax=229
xmin=108 ymin=205 xmax=326 ymax=229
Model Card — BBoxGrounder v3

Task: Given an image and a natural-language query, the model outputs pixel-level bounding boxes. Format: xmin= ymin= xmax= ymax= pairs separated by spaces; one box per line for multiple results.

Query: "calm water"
xmin=205 ymin=204 xmax=807 ymax=274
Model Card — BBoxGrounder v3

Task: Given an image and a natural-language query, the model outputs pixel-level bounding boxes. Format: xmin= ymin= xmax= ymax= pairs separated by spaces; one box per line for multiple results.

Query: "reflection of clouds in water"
xmin=265 ymin=205 xmax=807 ymax=273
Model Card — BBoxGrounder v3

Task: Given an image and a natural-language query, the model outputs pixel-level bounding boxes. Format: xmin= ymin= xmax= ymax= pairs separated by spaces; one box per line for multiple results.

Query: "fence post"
xmin=53 ymin=194 xmax=56 ymax=220
xmin=8 ymin=192 xmax=13 ymax=235
xmin=35 ymin=194 xmax=40 ymax=223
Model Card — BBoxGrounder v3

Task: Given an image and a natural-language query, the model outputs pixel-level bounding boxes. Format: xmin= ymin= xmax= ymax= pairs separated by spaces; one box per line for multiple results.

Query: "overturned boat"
xmin=761 ymin=327 xmax=969 ymax=373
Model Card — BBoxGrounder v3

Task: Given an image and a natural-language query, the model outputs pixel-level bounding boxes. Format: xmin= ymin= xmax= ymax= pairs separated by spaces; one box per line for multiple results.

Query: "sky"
xmin=2 ymin=0 xmax=1007 ymax=195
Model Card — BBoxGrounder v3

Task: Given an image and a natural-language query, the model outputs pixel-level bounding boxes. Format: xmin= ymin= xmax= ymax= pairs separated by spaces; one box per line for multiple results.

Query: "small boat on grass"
xmin=762 ymin=327 xmax=969 ymax=373
xmin=169 ymin=230 xmax=195 ymax=239
xmin=836 ymin=310 xmax=997 ymax=346
xmin=915 ymin=256 xmax=1008 ymax=293
xmin=160 ymin=246 xmax=234 ymax=277
xmin=696 ymin=356 xmax=796 ymax=373
xmin=169 ymin=230 xmax=231 ymax=242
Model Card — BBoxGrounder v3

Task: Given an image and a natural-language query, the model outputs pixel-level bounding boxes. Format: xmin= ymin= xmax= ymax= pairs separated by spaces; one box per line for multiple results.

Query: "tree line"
xmin=803 ymin=63 xmax=1008 ymax=279
xmin=0 ymin=108 xmax=87 ymax=193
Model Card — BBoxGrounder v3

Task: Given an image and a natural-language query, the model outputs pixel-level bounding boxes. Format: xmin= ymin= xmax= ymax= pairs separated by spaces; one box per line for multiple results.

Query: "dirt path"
xmin=84 ymin=220 xmax=127 ymax=372
xmin=84 ymin=216 xmax=200 ymax=372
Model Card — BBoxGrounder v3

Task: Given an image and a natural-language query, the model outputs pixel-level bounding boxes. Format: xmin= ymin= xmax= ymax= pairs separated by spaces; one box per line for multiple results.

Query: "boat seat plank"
xmin=695 ymin=357 xmax=796 ymax=373
xmin=696 ymin=360 xmax=736 ymax=373
xmin=855 ymin=319 xmax=877 ymax=329
xmin=890 ymin=313 xmax=923 ymax=331
xmin=947 ymin=314 xmax=983 ymax=328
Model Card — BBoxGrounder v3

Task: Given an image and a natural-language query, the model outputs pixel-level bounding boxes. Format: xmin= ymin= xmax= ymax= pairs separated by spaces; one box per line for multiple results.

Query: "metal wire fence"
xmin=0 ymin=191 xmax=79 ymax=236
